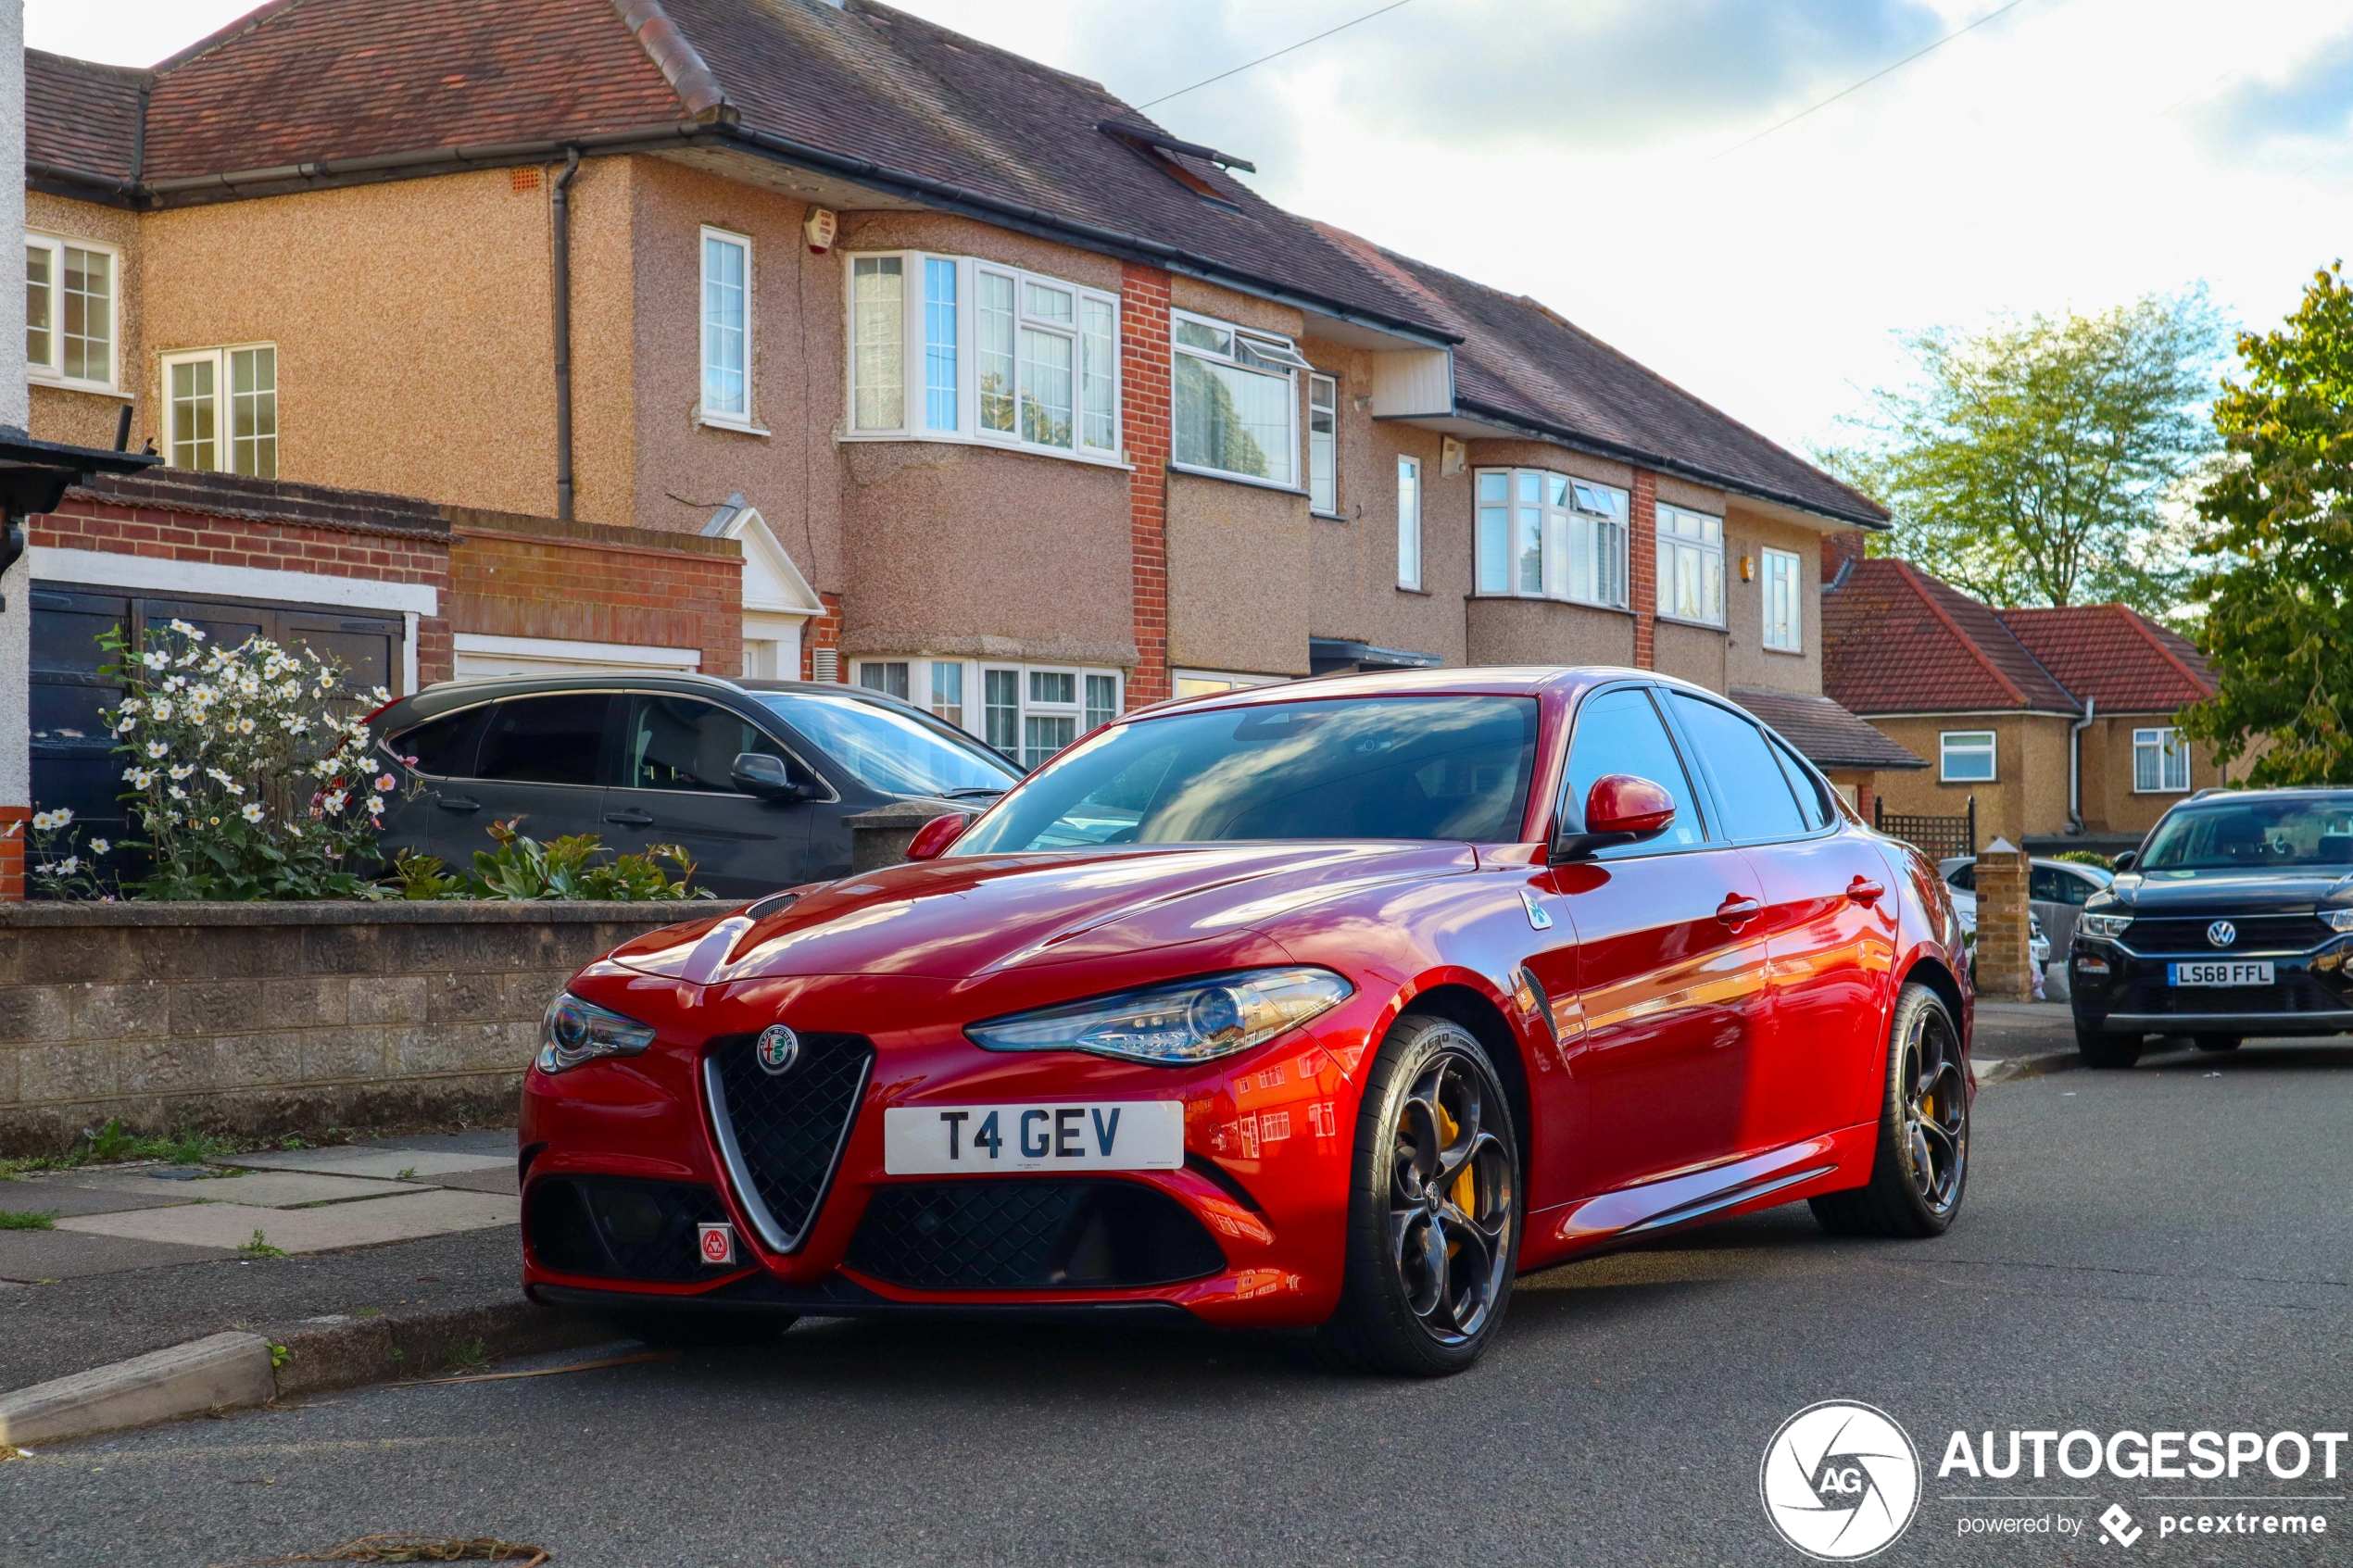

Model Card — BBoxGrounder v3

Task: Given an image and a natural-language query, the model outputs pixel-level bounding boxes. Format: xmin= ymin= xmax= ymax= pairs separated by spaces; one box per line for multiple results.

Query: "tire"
xmin=1811 ymin=983 xmax=1969 ymax=1239
xmin=1315 ymin=1013 xmax=1523 ymax=1377
xmin=614 ymin=1311 xmax=798 ymax=1348
xmin=2193 ymin=1034 xmax=2242 ymax=1054
xmin=2076 ymin=1017 xmax=2144 ymax=1069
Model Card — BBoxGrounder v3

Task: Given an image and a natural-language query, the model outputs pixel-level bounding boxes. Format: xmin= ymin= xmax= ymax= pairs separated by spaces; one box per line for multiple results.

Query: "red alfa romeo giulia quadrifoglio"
xmin=519 ymin=668 xmax=1972 ymax=1374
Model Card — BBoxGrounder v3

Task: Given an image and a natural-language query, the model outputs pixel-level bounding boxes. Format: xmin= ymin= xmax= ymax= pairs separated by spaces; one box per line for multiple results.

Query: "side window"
xmin=1564 ymin=686 xmax=1706 ymax=854
xmin=1768 ymin=734 xmax=1833 ymax=831
xmin=393 ymin=707 xmax=490 ymax=779
xmin=625 ymin=696 xmax=788 ymax=792
xmin=1666 ymin=693 xmax=1807 ymax=843
xmin=476 ymin=695 xmax=611 ymax=786
xmin=2031 ymin=865 xmax=2096 ymax=905
xmin=1946 ymin=862 xmax=1976 ymax=892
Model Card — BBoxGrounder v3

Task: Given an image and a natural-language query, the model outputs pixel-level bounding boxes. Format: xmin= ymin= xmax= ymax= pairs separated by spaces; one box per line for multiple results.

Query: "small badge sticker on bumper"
xmin=697 ymin=1223 xmax=736 ymax=1267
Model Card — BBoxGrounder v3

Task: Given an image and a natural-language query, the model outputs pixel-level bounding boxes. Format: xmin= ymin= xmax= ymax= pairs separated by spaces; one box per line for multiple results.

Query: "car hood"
xmin=2106 ymin=870 xmax=2353 ymax=913
xmin=601 ymin=841 xmax=1483 ymax=985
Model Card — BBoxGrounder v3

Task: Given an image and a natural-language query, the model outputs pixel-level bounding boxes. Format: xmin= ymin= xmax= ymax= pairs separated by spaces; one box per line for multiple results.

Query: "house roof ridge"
xmin=1307 ymin=220 xmax=1461 ymax=327
xmin=2109 ymin=603 xmax=2215 ymax=698
xmin=149 ymin=0 xmax=312 ymax=73
xmin=26 ymin=47 xmax=154 ymax=86
xmin=610 ymin=0 xmax=733 ymax=122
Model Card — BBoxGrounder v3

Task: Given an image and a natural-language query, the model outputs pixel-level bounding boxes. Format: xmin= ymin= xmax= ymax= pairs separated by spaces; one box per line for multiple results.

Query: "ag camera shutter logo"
xmin=1760 ymin=1400 xmax=1921 ymax=1560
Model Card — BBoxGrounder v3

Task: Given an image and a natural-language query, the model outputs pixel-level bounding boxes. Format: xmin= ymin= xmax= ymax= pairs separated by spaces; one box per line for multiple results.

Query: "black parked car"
xmin=371 ymin=674 xmax=1021 ymax=897
xmin=2070 ymin=787 xmax=2353 ymax=1067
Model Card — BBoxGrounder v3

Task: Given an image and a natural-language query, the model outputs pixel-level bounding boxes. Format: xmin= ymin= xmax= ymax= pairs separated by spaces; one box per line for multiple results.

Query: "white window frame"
xmin=1170 ymin=307 xmax=1310 ymax=492
xmin=27 ymin=232 xmax=120 ymax=394
xmin=853 ymin=657 xmax=1123 ymax=764
xmin=159 ymin=344 xmax=281 ymax=479
xmin=699 ymin=225 xmax=759 ymax=433
xmin=1761 ymin=546 xmax=1804 ymax=652
xmin=1307 ymin=372 xmax=1339 ymax=516
xmin=2133 ymin=726 xmax=2192 ymax=794
xmin=1396 ymin=454 xmax=1423 ymax=591
xmin=1655 ymin=502 xmax=1724 ymax=627
xmin=1473 ymin=467 xmax=1629 ymax=609
xmin=1940 ymin=730 xmax=1996 ymax=784
xmin=841 ymin=250 xmax=1122 ymax=467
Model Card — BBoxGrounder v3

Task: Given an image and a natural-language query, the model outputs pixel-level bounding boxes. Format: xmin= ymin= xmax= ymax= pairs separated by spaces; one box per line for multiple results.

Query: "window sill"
xmin=699 ymin=413 xmax=772 ymax=437
xmin=1168 ymin=461 xmax=1309 ymax=498
xmin=2131 ymin=788 xmax=2191 ymax=797
xmin=837 ymin=430 xmax=1131 ymax=471
xmin=29 ymin=374 xmax=122 ymax=398
xmin=1394 ymin=584 xmax=1432 ymax=596
xmin=1467 ymin=593 xmax=1633 ymax=616
xmin=1940 ymin=777 xmax=1996 ymax=786
xmin=1762 ymin=643 xmax=1806 ymax=657
xmin=1655 ymin=613 xmax=1726 ymax=632
xmin=1310 ymin=508 xmax=1348 ymax=521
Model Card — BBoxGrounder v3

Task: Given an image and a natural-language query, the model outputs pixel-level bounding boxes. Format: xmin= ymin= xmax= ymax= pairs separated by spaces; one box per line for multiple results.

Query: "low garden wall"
xmin=0 ymin=902 xmax=722 ymax=1153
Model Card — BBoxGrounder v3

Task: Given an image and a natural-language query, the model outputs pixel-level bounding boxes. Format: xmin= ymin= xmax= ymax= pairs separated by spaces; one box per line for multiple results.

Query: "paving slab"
xmin=0 ymin=1181 xmax=199 ymax=1218
xmin=57 ymin=1190 xmax=518 ymax=1254
xmin=211 ymin=1148 xmax=509 ymax=1180
xmin=0 ymin=1229 xmax=233 ymax=1282
xmin=349 ymin=1129 xmax=518 ymax=1159
xmin=67 ymin=1171 xmax=428 ymax=1209
xmin=421 ymin=1166 xmax=519 ymax=1196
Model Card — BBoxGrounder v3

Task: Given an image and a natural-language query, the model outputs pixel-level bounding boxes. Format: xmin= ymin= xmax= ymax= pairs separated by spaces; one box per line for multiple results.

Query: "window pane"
xmin=1173 ymin=317 xmax=1229 ymax=355
xmin=62 ymin=246 xmax=111 ymax=383
xmin=1668 ymin=693 xmax=1807 ymax=842
xmin=984 ymin=668 xmax=1020 ymax=758
xmin=169 ymin=358 xmax=217 ymax=471
xmin=229 ymin=346 xmax=277 ymax=480
xmin=626 ymin=696 xmax=785 ymax=792
xmin=702 ymin=235 xmax=749 ymax=419
xmin=977 ymin=271 xmax=1016 ymax=433
xmin=1477 ymin=505 xmax=1508 ymax=593
xmin=2166 ymin=732 xmax=2190 ymax=791
xmin=858 ymin=660 xmax=910 ymax=700
xmin=1308 ymin=372 xmax=1337 ymax=513
xmin=1769 ymin=734 xmax=1832 ymax=830
xmin=1019 ymin=325 xmax=1074 ymax=448
xmin=851 ymin=256 xmax=903 ymax=431
xmin=1080 ymin=296 xmax=1115 ymax=450
xmin=1516 ymin=506 xmax=1542 ymax=595
xmin=1478 ymin=470 xmax=1507 ymax=504
xmin=477 ymin=695 xmax=610 ymax=785
xmin=757 ymin=692 xmax=1017 ymax=796
xmin=1174 ymin=354 xmax=1290 ymax=483
xmin=391 ymin=706 xmax=490 ymax=779
xmin=1086 ymin=673 xmax=1118 ymax=730
xmin=930 ymin=661 xmax=964 ymax=728
xmin=1023 ymin=282 xmax=1072 ymax=322
xmin=924 ymin=257 xmax=958 ymax=433
xmin=1029 ymin=670 xmax=1076 ymax=706
xmin=1565 ymin=687 xmax=1705 ymax=853
xmin=26 ymin=245 xmax=51 ymax=369
xmin=1024 ymin=713 xmax=1077 ymax=769
xmin=1397 ymin=456 xmax=1421 ymax=590
xmin=1763 ymin=549 xmax=1802 ymax=650
xmin=1942 ymin=732 xmax=1995 ymax=783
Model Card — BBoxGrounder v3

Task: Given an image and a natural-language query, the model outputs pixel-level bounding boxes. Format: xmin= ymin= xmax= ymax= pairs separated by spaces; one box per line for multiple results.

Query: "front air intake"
xmin=846 ymin=1180 xmax=1226 ymax=1290
xmin=703 ymin=1030 xmax=875 ymax=1253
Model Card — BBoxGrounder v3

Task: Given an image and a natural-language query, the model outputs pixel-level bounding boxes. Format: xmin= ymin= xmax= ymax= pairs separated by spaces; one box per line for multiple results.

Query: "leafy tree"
xmin=1820 ymin=291 xmax=2227 ymax=616
xmin=2178 ymin=265 xmax=2353 ymax=784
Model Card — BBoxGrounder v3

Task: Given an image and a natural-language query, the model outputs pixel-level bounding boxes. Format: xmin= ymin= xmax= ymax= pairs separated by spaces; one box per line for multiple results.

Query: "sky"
xmin=28 ymin=0 xmax=2353 ymax=458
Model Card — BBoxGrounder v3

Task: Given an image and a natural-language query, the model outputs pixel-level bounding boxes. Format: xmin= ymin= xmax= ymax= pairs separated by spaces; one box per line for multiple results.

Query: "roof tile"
xmin=1731 ymin=688 xmax=1926 ymax=771
xmin=1823 ymin=558 xmax=2078 ymax=715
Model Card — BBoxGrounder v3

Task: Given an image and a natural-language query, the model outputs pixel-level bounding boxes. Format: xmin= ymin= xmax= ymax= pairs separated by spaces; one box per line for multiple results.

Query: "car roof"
xmin=1130 ymin=664 xmax=1713 ymax=720
xmin=394 ymin=671 xmax=933 ymax=716
xmin=1937 ymin=854 xmax=2109 ymax=875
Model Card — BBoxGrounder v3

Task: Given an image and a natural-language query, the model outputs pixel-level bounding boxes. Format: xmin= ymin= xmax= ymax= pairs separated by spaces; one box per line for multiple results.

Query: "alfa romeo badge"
xmin=756 ymin=1023 xmax=800 ymax=1075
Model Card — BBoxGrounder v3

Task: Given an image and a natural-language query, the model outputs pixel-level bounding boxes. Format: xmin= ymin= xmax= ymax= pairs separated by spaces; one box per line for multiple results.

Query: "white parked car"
xmin=1940 ymin=854 xmax=2114 ymax=959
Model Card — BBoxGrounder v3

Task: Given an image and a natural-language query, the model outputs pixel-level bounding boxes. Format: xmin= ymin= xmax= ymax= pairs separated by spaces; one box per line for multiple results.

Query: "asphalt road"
xmin=7 ymin=1041 xmax=2353 ymax=1568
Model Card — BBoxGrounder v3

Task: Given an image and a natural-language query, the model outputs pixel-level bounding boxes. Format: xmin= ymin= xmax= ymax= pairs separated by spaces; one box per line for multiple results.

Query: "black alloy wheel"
xmin=1813 ymin=982 xmax=1970 ymax=1238
xmin=1318 ymin=1014 xmax=1521 ymax=1376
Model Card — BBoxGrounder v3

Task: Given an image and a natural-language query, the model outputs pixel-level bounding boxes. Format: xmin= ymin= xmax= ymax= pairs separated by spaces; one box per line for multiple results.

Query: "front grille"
xmin=847 ymin=1180 xmax=1226 ymax=1291
xmin=705 ymin=1030 xmax=875 ymax=1253
xmin=2115 ymin=970 xmax=2348 ymax=1016
xmin=2123 ymin=914 xmax=2334 ymax=952
xmin=526 ymin=1176 xmax=731 ymax=1282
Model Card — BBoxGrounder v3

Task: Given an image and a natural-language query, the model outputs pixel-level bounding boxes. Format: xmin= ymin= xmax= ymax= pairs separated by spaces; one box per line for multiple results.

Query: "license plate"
xmin=2169 ymin=960 xmax=2274 ymax=987
xmin=883 ymin=1101 xmax=1184 ymax=1174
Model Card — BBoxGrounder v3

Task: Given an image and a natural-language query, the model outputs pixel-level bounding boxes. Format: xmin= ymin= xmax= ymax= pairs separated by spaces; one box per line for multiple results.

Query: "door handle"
xmin=1846 ymin=877 xmax=1886 ymax=906
xmin=434 ymin=796 xmax=481 ymax=813
xmin=603 ymin=809 xmax=657 ymax=829
xmin=1717 ymin=894 xmax=1763 ymax=927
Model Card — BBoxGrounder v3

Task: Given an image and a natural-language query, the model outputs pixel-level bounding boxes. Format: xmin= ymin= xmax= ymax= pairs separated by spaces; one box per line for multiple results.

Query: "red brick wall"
xmin=801 ymin=592 xmax=844 ymax=682
xmin=1629 ymin=470 xmax=1658 ymax=670
xmin=1121 ymin=263 xmax=1173 ymax=709
xmin=29 ymin=495 xmax=456 ymax=684
xmin=1822 ymin=528 xmax=1869 ymax=583
xmin=448 ymin=525 xmax=742 ymax=678
xmin=0 ymin=810 xmax=26 ymax=903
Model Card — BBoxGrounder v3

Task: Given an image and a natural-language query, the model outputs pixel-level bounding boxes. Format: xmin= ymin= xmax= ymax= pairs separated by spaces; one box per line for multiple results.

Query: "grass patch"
xmin=0 ymin=1210 xmax=58 ymax=1231
xmin=445 ymin=1337 xmax=491 ymax=1374
xmin=0 ymin=1119 xmax=350 ymax=1178
xmin=237 ymin=1228 xmax=289 ymax=1260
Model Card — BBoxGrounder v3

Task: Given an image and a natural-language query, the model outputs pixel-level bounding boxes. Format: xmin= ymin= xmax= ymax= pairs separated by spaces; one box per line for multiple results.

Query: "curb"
xmin=1976 ymin=1049 xmax=2082 ymax=1085
xmin=0 ymin=1298 xmax=611 ymax=1448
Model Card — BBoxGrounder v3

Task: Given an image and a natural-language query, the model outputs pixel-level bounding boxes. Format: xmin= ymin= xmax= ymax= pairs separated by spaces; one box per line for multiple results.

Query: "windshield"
xmin=754 ymin=693 xmax=1019 ymax=798
xmin=951 ymin=695 xmax=1540 ymax=853
xmin=2137 ymin=797 xmax=2353 ymax=872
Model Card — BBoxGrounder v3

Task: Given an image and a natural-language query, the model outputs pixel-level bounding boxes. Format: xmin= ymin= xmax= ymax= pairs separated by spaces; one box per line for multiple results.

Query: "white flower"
xmin=241 ymin=802 xmax=266 ymax=824
xmin=236 ymin=716 xmax=257 ymax=734
xmin=31 ymin=808 xmax=69 ymax=832
xmin=322 ymin=789 xmax=348 ymax=813
xmin=365 ymin=796 xmax=385 ymax=817
xmin=165 ymin=675 xmax=187 ymax=691
xmin=145 ymin=740 xmax=170 ymax=759
xmin=168 ymin=785 xmax=188 ymax=801
xmin=283 ymin=716 xmax=309 ymax=734
xmin=170 ymin=619 xmax=206 ymax=641
xmin=140 ymin=650 xmax=170 ymax=671
xmin=123 ymin=767 xmax=157 ymax=788
xmin=89 ymin=838 xmax=111 ymax=856
xmin=205 ymin=768 xmax=245 ymax=796
xmin=168 ymin=763 xmax=195 ymax=781
xmin=118 ymin=698 xmax=144 ymax=715
xmin=42 ymin=856 xmax=80 ymax=876
xmin=286 ymin=822 xmax=304 ymax=837
xmin=151 ymin=697 xmax=174 ymax=721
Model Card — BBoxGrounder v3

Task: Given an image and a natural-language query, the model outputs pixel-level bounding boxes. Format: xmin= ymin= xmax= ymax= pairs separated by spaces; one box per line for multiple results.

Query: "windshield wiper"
xmin=938 ymin=785 xmax=1009 ymax=798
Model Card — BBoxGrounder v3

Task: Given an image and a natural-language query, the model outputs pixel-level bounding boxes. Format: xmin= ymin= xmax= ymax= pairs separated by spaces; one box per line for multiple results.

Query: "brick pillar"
xmin=801 ymin=591 xmax=845 ymax=683
xmin=1121 ymin=262 xmax=1173 ymax=709
xmin=0 ymin=808 xmax=25 ymax=902
xmin=1821 ymin=528 xmax=1869 ymax=583
xmin=1629 ymin=469 xmax=1657 ymax=670
xmin=1855 ymin=772 xmax=1876 ymax=822
xmin=1975 ymin=837 xmax=2034 ymax=1001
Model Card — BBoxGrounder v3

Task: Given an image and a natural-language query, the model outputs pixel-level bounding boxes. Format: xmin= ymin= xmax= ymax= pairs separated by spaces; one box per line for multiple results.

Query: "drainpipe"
xmin=2068 ymin=696 xmax=2096 ymax=834
xmin=550 ymin=147 xmax=582 ymax=521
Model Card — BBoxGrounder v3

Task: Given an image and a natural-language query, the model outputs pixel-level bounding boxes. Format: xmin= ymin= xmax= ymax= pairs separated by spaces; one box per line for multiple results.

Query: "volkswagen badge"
xmin=756 ymin=1023 xmax=800 ymax=1074
xmin=2208 ymin=921 xmax=2237 ymax=947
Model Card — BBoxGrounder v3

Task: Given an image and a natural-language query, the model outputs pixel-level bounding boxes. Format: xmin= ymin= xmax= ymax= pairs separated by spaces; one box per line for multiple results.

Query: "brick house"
xmin=1823 ymin=546 xmax=2231 ymax=855
xmin=19 ymin=0 xmax=1898 ymax=804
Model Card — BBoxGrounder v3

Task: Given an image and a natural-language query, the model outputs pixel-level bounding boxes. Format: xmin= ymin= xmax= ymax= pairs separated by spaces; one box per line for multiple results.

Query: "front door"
xmin=1545 ymin=684 xmax=1774 ymax=1198
xmin=600 ymin=693 xmax=815 ymax=898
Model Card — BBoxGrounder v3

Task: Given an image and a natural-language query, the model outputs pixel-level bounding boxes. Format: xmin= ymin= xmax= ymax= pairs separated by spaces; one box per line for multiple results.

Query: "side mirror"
xmin=730 ymin=751 xmax=808 ymax=801
xmin=2111 ymin=849 xmax=2137 ymax=872
xmin=904 ymin=811 xmax=972 ymax=862
xmin=1550 ymin=773 xmax=1677 ymax=863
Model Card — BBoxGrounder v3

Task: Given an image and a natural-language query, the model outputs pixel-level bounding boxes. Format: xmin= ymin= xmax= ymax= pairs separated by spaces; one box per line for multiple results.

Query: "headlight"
xmin=2327 ymin=909 xmax=2353 ymax=934
xmin=2079 ymin=911 xmax=2133 ymax=939
xmin=535 ymin=993 xmax=656 ymax=1073
xmin=967 ymin=967 xmax=1353 ymax=1066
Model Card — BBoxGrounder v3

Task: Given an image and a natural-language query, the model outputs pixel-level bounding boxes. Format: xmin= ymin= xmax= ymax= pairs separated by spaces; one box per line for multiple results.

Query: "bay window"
xmin=700 ymin=227 xmax=752 ymax=427
xmin=2133 ymin=726 xmax=2191 ymax=793
xmin=27 ymin=233 xmax=116 ymax=391
xmin=852 ymin=657 xmax=1123 ymax=766
xmin=1762 ymin=546 xmax=1803 ymax=652
xmin=1474 ymin=468 xmax=1628 ymax=608
xmin=161 ymin=345 xmax=278 ymax=479
xmin=1173 ymin=310 xmax=1310 ymax=487
xmin=847 ymin=250 xmax=1119 ymax=462
xmin=1655 ymin=503 xmax=1723 ymax=625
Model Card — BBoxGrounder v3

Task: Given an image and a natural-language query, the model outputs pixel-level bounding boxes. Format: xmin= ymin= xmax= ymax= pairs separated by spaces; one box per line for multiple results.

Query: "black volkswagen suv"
xmin=2070 ymin=788 xmax=2353 ymax=1067
xmin=371 ymin=673 xmax=1021 ymax=898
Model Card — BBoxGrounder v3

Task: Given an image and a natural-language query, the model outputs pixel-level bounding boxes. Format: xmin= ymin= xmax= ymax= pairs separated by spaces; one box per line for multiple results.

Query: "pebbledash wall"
xmin=0 ymin=902 xmax=720 ymax=1151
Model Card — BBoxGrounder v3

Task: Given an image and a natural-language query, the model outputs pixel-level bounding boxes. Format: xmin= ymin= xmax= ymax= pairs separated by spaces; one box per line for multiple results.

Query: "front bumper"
xmin=2069 ymin=933 xmax=2353 ymax=1035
